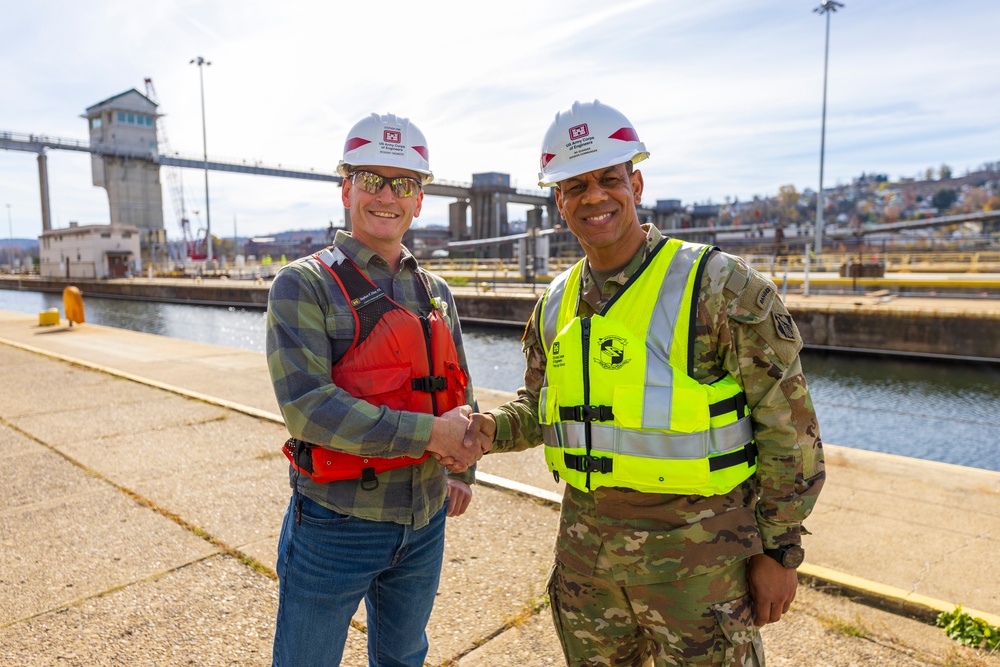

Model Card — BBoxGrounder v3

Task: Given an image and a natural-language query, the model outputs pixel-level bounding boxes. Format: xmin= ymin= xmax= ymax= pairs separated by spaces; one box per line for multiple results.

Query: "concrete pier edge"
xmin=3 ymin=330 xmax=998 ymax=633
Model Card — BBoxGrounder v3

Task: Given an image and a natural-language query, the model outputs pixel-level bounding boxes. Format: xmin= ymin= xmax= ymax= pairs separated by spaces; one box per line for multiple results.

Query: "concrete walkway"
xmin=2 ymin=309 xmax=999 ymax=666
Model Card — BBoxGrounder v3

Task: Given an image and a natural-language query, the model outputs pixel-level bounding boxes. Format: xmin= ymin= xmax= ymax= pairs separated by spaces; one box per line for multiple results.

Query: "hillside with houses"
xmin=707 ymin=161 xmax=1000 ymax=236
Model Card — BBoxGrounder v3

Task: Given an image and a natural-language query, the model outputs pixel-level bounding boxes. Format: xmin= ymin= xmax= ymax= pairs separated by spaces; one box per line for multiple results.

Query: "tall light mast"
xmin=813 ymin=0 xmax=844 ymax=255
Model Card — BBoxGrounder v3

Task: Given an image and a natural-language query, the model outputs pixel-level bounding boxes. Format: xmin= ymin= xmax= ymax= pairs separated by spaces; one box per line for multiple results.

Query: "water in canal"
xmin=3 ymin=290 xmax=999 ymax=473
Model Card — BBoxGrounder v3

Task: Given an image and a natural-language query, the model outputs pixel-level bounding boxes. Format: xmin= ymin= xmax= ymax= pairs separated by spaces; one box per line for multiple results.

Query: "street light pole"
xmin=190 ymin=56 xmax=213 ymax=264
xmin=5 ymin=204 xmax=12 ymax=272
xmin=813 ymin=0 xmax=843 ymax=256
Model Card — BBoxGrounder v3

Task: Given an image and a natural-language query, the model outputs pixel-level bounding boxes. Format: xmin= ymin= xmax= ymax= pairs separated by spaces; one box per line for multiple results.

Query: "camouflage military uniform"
xmin=488 ymin=225 xmax=825 ymax=666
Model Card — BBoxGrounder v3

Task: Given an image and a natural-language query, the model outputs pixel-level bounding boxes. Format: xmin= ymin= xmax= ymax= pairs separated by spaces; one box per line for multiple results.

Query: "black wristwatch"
xmin=762 ymin=545 xmax=805 ymax=569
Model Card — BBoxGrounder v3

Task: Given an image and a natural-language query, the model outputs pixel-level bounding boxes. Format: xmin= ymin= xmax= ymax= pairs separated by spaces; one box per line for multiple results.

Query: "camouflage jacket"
xmin=488 ymin=225 xmax=825 ymax=585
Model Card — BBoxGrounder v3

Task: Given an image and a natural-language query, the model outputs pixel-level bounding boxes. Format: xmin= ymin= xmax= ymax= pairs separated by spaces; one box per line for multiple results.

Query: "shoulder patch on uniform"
xmin=724 ymin=266 xmax=747 ymax=297
xmin=773 ymin=312 xmax=797 ymax=341
xmin=756 ymin=284 xmax=774 ymax=309
xmin=729 ymin=270 xmax=777 ymax=324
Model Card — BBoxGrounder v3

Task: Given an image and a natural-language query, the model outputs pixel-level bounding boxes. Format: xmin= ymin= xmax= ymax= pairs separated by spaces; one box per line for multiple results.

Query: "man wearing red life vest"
xmin=266 ymin=112 xmax=484 ymax=667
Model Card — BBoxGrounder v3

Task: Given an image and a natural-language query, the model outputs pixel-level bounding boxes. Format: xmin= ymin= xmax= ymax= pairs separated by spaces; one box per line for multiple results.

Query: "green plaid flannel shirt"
xmin=266 ymin=231 xmax=476 ymax=528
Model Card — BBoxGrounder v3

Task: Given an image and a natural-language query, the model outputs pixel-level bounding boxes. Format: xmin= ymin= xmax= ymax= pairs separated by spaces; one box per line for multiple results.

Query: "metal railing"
xmin=425 ymin=251 xmax=1000 ymax=279
xmin=741 ymin=251 xmax=1000 ymax=275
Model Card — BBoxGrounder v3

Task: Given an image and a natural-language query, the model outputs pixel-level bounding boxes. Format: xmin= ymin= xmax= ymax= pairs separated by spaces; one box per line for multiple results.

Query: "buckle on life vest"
xmin=411 ymin=376 xmax=448 ymax=392
xmin=559 ymin=405 xmax=615 ymax=422
xmin=360 ymin=467 xmax=379 ymax=491
xmin=564 ymin=453 xmax=614 ymax=474
xmin=283 ymin=438 xmax=315 ymax=474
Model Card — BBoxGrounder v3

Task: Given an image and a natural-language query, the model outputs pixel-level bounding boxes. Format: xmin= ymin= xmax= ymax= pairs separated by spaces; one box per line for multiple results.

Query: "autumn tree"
xmin=776 ymin=184 xmax=801 ymax=225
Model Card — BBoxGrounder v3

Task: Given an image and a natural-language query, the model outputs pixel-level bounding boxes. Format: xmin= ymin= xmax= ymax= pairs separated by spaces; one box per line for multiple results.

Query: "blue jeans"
xmin=271 ymin=494 xmax=447 ymax=667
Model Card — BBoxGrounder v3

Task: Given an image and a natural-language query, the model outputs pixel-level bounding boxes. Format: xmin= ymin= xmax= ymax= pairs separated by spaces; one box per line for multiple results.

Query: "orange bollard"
xmin=63 ymin=286 xmax=85 ymax=326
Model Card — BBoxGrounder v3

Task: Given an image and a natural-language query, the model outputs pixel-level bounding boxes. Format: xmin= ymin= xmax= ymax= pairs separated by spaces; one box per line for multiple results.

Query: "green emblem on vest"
xmin=595 ymin=335 xmax=629 ymax=370
xmin=551 ymin=341 xmax=565 ymax=368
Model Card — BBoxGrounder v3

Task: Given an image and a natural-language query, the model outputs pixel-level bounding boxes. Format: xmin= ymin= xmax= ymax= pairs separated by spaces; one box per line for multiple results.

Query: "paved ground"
xmin=2 ymin=309 xmax=1000 ymax=666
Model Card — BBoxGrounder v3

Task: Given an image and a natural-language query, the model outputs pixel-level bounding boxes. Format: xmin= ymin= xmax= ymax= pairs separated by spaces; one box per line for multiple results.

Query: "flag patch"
xmin=773 ymin=312 xmax=796 ymax=341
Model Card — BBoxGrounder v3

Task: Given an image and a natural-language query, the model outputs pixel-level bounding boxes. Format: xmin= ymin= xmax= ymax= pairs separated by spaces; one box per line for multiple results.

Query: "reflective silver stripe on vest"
xmin=544 ymin=416 xmax=753 ymax=460
xmin=641 ymin=241 xmax=704 ymax=429
xmin=541 ymin=264 xmax=575 ymax=350
xmin=539 ymin=265 xmax=574 ymax=407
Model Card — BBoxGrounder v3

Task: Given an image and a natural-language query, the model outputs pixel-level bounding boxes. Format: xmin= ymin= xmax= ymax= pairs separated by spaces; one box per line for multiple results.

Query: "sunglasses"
xmin=349 ymin=170 xmax=422 ymax=198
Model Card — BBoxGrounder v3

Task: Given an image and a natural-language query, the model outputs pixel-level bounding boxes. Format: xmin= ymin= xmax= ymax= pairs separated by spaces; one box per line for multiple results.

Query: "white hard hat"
xmin=336 ymin=113 xmax=434 ymax=185
xmin=538 ymin=100 xmax=649 ymax=187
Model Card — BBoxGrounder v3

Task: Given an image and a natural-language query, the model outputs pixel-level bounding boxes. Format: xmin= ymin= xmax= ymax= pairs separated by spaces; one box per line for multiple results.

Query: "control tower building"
xmin=82 ymin=90 xmax=166 ymax=253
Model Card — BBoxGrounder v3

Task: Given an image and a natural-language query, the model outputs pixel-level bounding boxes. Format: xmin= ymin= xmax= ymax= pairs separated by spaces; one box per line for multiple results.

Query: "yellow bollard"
xmin=63 ymin=286 xmax=85 ymax=326
xmin=38 ymin=308 xmax=60 ymax=326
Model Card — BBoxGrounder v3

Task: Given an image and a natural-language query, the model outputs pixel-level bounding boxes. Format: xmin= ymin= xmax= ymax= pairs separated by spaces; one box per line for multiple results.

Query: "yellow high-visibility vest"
xmin=539 ymin=238 xmax=757 ymax=495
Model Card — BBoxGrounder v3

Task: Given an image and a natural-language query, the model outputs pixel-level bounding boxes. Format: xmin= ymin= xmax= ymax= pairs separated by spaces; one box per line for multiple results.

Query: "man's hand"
xmin=464 ymin=412 xmax=497 ymax=454
xmin=748 ymin=553 xmax=798 ymax=626
xmin=426 ymin=405 xmax=479 ymax=472
xmin=446 ymin=478 xmax=473 ymax=517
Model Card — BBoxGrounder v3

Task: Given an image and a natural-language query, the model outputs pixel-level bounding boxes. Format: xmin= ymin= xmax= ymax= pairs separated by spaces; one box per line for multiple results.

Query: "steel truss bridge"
xmin=0 ymin=129 xmax=561 ymax=253
xmin=3 ymin=130 xmax=996 ymax=256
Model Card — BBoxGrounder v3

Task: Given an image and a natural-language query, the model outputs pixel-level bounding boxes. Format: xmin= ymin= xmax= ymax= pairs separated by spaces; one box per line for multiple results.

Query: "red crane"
xmin=144 ymin=77 xmax=209 ymax=260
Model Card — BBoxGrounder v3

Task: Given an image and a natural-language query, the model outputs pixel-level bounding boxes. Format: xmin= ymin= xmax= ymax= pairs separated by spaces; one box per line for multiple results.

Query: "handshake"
xmin=426 ymin=405 xmax=496 ymax=473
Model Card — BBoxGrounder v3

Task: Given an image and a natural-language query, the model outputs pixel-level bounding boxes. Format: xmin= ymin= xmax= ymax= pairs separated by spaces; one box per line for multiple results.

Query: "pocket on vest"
xmin=335 ymin=363 xmax=412 ymax=411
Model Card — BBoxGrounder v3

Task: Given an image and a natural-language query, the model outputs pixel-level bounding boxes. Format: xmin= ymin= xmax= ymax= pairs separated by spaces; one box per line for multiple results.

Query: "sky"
xmin=1 ymin=0 xmax=998 ymax=242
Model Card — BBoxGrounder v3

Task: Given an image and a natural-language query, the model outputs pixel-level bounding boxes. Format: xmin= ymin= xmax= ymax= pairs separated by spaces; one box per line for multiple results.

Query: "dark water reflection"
xmin=3 ymin=290 xmax=998 ymax=471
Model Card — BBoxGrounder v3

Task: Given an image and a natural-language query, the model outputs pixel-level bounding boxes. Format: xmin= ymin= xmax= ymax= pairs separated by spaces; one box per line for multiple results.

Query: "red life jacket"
xmin=282 ymin=250 xmax=468 ymax=488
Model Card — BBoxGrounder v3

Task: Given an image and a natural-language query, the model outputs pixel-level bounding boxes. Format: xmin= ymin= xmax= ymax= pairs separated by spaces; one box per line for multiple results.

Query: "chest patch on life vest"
xmin=350 ymin=287 xmax=385 ymax=309
xmin=594 ymin=335 xmax=630 ymax=370
xmin=773 ymin=311 xmax=797 ymax=341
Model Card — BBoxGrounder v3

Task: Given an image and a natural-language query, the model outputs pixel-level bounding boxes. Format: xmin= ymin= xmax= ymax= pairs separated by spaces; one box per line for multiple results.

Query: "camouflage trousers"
xmin=547 ymin=554 xmax=763 ymax=666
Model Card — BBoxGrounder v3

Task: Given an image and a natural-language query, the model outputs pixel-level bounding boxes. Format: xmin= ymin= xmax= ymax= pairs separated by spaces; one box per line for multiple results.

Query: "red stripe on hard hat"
xmin=344 ymin=137 xmax=372 ymax=151
xmin=541 ymin=153 xmax=556 ymax=167
xmin=412 ymin=145 xmax=429 ymax=161
xmin=608 ymin=127 xmax=639 ymax=142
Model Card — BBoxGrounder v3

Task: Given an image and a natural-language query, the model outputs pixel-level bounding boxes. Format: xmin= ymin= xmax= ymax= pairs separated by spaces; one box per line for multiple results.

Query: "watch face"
xmin=783 ymin=546 xmax=805 ymax=568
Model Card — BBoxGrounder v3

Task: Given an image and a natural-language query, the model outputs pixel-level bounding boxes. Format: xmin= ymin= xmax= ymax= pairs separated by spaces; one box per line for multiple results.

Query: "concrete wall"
xmin=790 ymin=306 xmax=1000 ymax=360
xmin=1 ymin=277 xmax=996 ymax=361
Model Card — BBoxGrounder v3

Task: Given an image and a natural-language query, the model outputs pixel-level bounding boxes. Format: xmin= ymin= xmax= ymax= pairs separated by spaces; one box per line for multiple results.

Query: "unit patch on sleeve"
xmin=773 ymin=312 xmax=797 ymax=341
xmin=756 ymin=284 xmax=774 ymax=309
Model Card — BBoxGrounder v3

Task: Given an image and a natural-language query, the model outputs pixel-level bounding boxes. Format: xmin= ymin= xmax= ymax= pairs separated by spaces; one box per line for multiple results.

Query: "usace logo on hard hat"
xmin=384 ymin=130 xmax=401 ymax=144
xmin=569 ymin=123 xmax=589 ymax=140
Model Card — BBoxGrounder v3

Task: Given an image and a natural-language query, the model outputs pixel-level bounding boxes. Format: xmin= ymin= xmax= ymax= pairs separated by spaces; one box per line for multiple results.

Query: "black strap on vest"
xmin=324 ymin=256 xmax=400 ymax=348
xmin=564 ymin=453 xmax=614 ymax=474
xmin=559 ymin=404 xmax=615 ymax=422
xmin=709 ymin=393 xmax=748 ymax=418
xmin=564 ymin=441 xmax=756 ymax=477
xmin=412 ymin=376 xmax=448 ymax=392
xmin=709 ymin=442 xmax=758 ymax=471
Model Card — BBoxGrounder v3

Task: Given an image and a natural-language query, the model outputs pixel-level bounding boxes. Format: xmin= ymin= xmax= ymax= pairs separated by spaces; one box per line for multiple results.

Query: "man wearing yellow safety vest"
xmin=464 ymin=100 xmax=826 ymax=666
